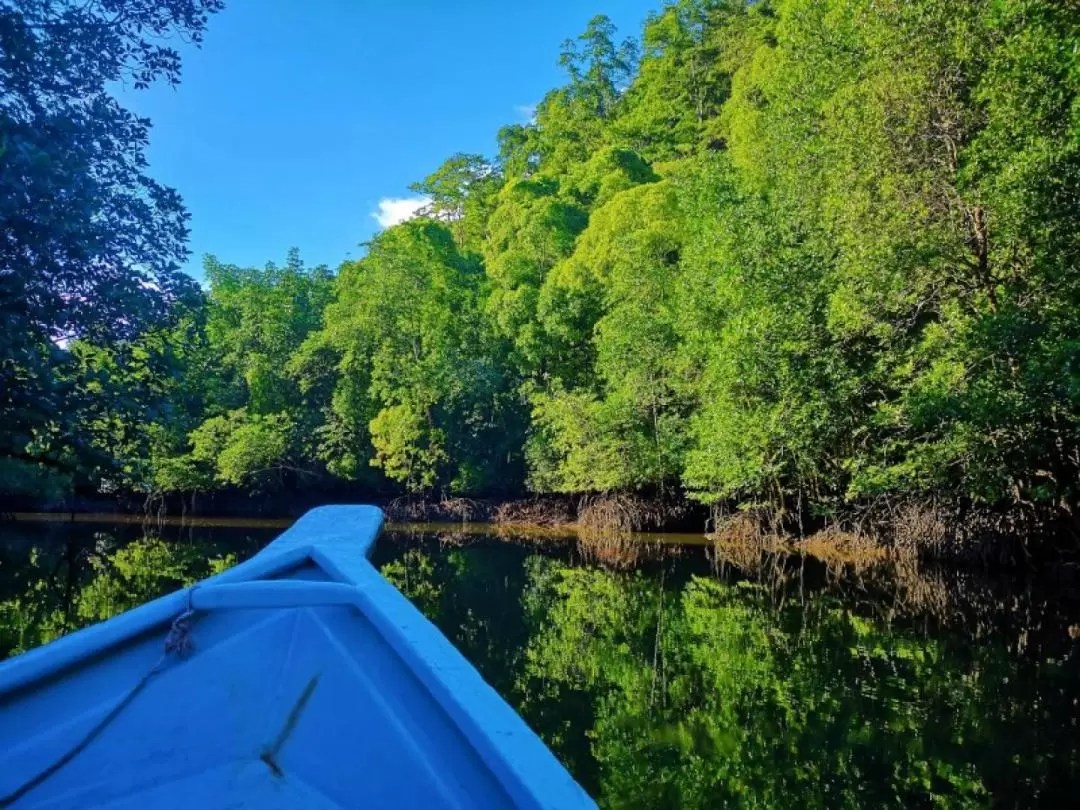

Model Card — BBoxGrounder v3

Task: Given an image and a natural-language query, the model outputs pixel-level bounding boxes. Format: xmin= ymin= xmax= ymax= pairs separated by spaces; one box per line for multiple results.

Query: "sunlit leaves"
xmin=19 ymin=0 xmax=1080 ymax=524
xmin=317 ymin=221 xmax=518 ymax=493
xmin=0 ymin=0 xmax=222 ymax=498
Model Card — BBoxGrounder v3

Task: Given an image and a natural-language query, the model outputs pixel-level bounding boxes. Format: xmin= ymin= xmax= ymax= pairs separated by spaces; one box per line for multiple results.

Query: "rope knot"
xmin=164 ymin=587 xmax=197 ymax=657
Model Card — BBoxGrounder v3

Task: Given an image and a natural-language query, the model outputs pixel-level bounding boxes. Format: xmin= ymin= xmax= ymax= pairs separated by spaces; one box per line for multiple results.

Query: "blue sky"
xmin=115 ymin=0 xmax=659 ymax=280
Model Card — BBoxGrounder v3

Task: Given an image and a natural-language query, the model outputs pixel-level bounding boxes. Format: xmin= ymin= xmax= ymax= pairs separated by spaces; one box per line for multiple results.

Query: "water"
xmin=2 ymin=518 xmax=1078 ymax=808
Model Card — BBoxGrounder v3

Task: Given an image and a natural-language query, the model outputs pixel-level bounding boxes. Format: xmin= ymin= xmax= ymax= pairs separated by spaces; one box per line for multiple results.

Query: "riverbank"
xmin=385 ymin=493 xmax=1080 ymax=569
xmin=6 ymin=504 xmax=1080 ymax=618
xmin=1 ymin=491 xmax=707 ymax=532
xmin=381 ymin=492 xmax=706 ymax=531
xmin=5 ymin=489 xmax=1077 ymax=571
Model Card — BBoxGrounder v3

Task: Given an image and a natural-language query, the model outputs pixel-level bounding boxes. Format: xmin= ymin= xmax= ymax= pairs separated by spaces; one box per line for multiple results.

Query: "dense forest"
xmin=4 ymin=1 xmax=1080 ymax=544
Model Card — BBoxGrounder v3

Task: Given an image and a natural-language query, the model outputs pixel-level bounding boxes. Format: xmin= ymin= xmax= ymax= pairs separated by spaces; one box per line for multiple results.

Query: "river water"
xmin=1 ymin=517 xmax=1077 ymax=807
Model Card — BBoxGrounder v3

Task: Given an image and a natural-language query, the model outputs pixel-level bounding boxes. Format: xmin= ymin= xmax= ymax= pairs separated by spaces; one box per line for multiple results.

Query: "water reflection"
xmin=0 ymin=521 xmax=272 ymax=658
xmin=1 ymin=519 xmax=1078 ymax=807
xmin=375 ymin=527 xmax=1080 ymax=808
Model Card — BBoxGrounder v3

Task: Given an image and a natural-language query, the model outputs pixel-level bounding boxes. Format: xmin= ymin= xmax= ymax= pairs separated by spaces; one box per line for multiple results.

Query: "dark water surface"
xmin=2 ymin=518 xmax=1078 ymax=808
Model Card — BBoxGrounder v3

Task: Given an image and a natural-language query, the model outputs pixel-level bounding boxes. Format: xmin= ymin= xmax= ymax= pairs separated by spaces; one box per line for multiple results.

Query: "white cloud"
xmin=514 ymin=102 xmax=537 ymax=124
xmin=371 ymin=196 xmax=431 ymax=229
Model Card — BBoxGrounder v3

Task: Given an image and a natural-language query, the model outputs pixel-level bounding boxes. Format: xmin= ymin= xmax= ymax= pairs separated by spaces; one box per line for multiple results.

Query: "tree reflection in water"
xmin=2 ymin=521 xmax=1078 ymax=807
xmin=377 ymin=526 xmax=1080 ymax=808
xmin=0 ymin=521 xmax=269 ymax=658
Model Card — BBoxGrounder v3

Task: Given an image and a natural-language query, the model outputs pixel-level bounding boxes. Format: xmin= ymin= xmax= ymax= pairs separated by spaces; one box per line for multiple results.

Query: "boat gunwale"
xmin=0 ymin=505 xmax=594 ymax=809
xmin=0 ymin=544 xmax=319 ymax=698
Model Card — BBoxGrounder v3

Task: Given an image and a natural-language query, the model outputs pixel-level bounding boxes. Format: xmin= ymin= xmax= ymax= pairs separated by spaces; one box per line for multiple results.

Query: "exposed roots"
xmin=704 ymin=504 xmax=1020 ymax=625
xmin=383 ymin=496 xmax=495 ymax=523
xmin=795 ymin=529 xmax=888 ymax=574
xmin=574 ymin=494 xmax=670 ymax=569
xmin=576 ymin=530 xmax=653 ymax=569
xmin=710 ymin=511 xmax=783 ymax=572
xmin=493 ymin=496 xmax=576 ymax=526
xmin=577 ymin=493 xmax=686 ymax=533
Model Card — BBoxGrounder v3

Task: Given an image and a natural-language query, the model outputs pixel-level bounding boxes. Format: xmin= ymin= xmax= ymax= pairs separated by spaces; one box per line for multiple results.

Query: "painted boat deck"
xmin=0 ymin=506 xmax=594 ymax=809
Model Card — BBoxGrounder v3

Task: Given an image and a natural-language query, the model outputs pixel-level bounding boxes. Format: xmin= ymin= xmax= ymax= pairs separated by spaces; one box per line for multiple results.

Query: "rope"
xmin=0 ymin=588 xmax=200 ymax=808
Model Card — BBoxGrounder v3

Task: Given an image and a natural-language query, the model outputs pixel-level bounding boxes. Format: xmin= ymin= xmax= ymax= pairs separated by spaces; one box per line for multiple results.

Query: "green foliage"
xmin=146 ymin=252 xmax=335 ymax=492
xmin=527 ymin=15 xmax=639 ymax=177
xmin=189 ymin=410 xmax=295 ymax=487
xmin=202 ymin=250 xmax=333 ymax=416
xmin=8 ymin=0 xmax=1080 ymax=531
xmin=0 ymin=0 xmax=221 ymax=499
xmin=698 ymin=0 xmax=1080 ymax=508
xmin=484 ymin=177 xmax=588 ymax=375
xmin=565 ymin=146 xmax=658 ymax=209
xmin=529 ymin=178 xmax=689 ymax=493
xmin=369 ymin=403 xmax=446 ymax=492
xmin=613 ymin=0 xmax=740 ymax=160
xmin=409 ymin=153 xmax=501 ymax=251
xmin=77 ymin=538 xmax=209 ymax=623
xmin=369 ymin=535 xmax=1075 ymax=808
xmin=559 ymin=15 xmax=639 ymax=121
xmin=316 ymin=221 xmax=520 ymax=493
xmin=379 ymin=548 xmax=443 ymax=618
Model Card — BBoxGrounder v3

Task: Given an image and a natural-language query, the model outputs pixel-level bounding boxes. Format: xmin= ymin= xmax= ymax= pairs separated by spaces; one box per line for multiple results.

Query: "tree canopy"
xmin=5 ymin=0 xmax=1080 ymax=548
xmin=0 ymin=0 xmax=222 ymax=497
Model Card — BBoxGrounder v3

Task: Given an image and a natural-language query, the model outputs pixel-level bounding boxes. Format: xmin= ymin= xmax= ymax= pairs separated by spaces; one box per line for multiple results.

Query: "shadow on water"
xmin=2 ymin=516 xmax=1079 ymax=807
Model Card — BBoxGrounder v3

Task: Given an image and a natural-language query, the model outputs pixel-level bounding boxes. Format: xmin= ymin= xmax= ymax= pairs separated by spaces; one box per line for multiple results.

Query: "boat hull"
xmin=0 ymin=506 xmax=594 ymax=809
